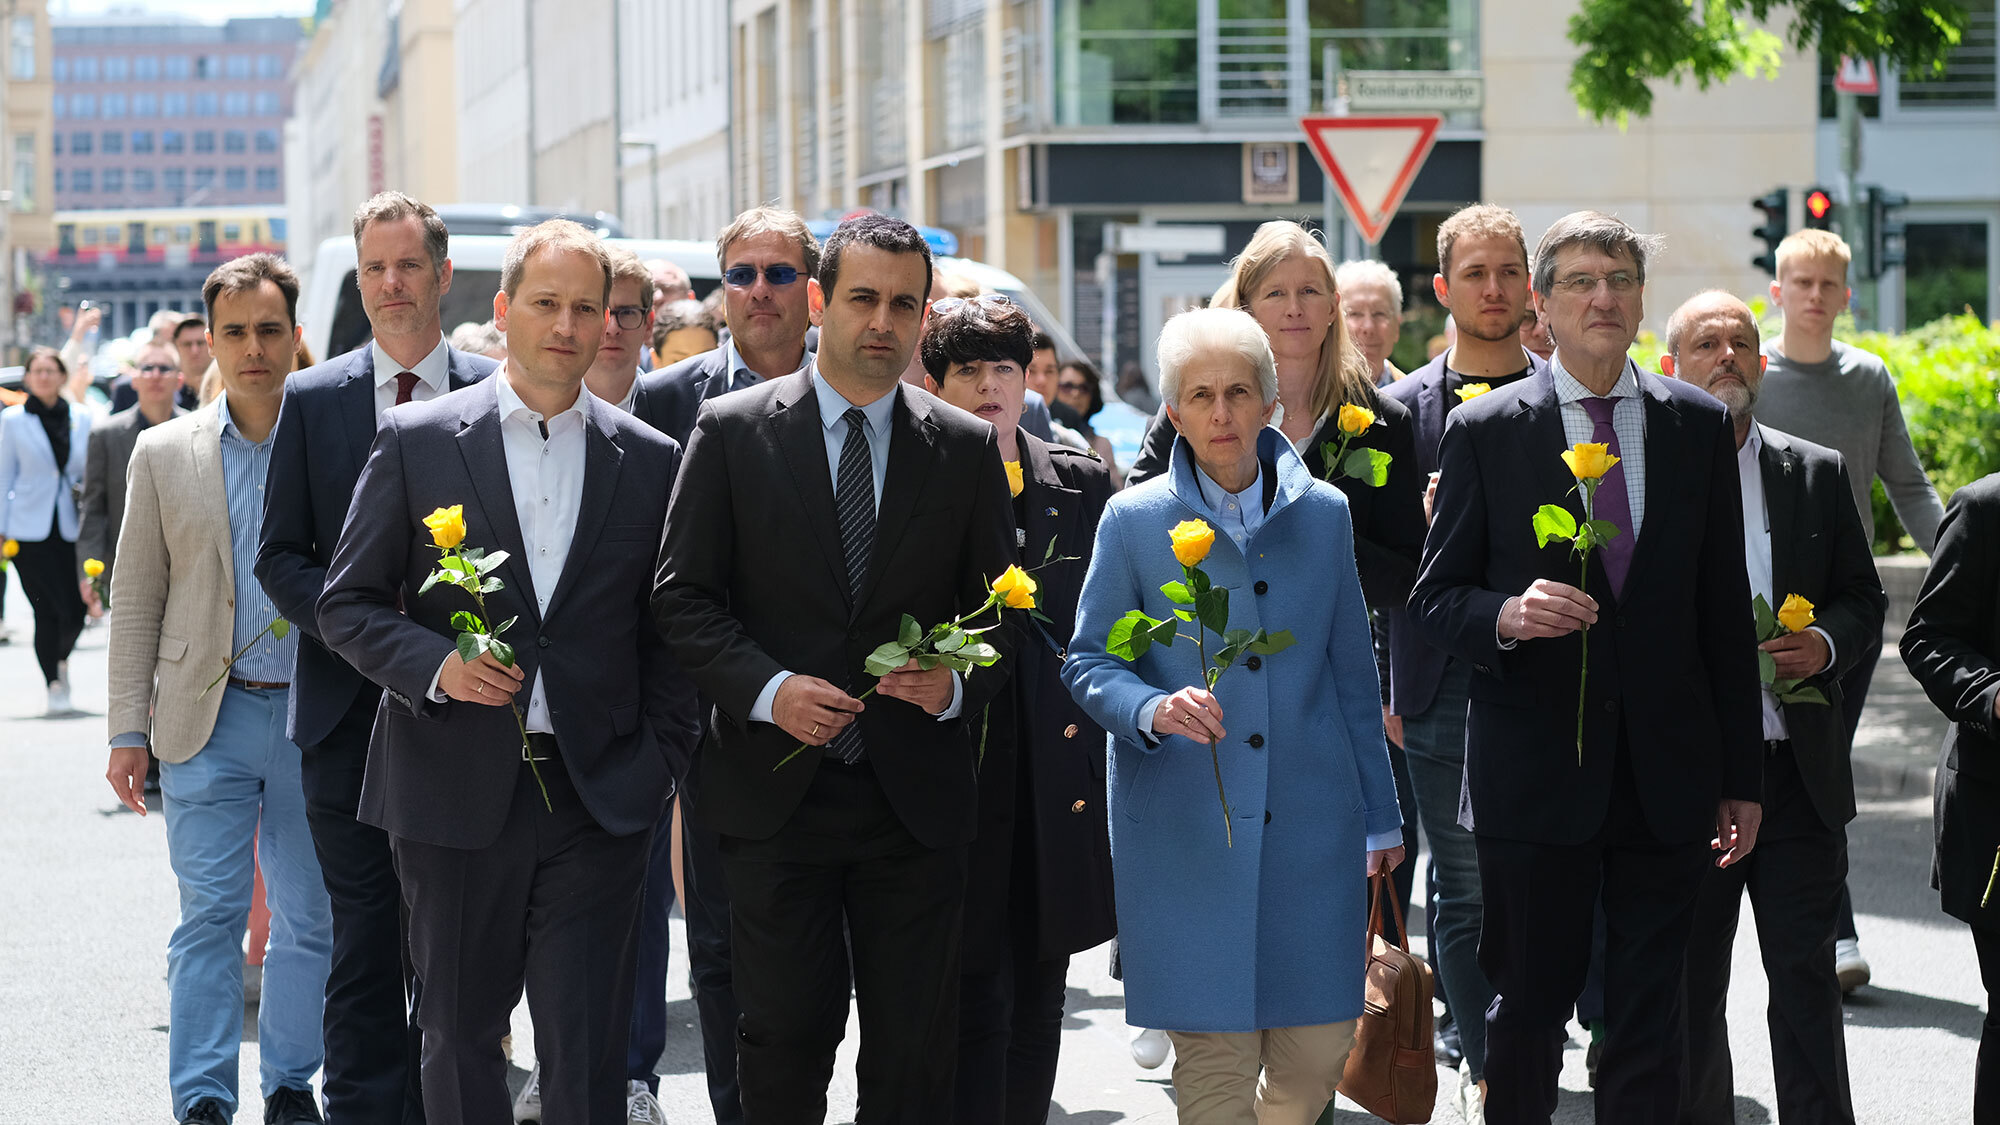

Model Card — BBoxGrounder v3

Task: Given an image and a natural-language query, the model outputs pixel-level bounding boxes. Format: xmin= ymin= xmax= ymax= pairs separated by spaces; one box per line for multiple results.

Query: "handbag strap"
xmin=1367 ymin=869 xmax=1412 ymax=955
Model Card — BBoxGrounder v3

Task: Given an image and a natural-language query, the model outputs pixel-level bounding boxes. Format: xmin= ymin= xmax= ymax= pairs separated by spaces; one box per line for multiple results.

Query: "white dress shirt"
xmin=1739 ymin=425 xmax=1836 ymax=741
xmin=1550 ymin=355 xmax=1647 ymax=540
xmin=372 ymin=336 xmax=450 ymax=419
xmin=428 ymin=372 xmax=587 ymax=733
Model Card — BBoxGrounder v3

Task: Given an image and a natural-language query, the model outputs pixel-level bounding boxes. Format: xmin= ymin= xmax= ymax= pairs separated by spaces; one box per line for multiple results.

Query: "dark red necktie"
xmin=1580 ymin=396 xmax=1633 ymax=599
xmin=395 ymin=371 xmax=418 ymax=405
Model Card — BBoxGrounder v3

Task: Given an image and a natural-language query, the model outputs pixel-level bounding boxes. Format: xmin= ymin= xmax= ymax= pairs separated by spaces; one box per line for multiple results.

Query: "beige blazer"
xmin=106 ymin=401 xmax=243 ymax=763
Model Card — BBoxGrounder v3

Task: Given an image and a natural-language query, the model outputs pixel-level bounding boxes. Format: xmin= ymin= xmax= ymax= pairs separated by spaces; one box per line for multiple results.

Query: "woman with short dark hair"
xmin=0 ymin=345 xmax=93 ymax=712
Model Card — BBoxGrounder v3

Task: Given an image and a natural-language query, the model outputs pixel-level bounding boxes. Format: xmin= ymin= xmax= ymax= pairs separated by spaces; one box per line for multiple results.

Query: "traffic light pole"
xmin=1836 ymin=88 xmax=1877 ymax=329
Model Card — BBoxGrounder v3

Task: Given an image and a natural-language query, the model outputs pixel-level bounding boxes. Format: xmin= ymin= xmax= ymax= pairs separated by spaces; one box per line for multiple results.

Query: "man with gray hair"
xmin=1660 ymin=289 xmax=1881 ymax=1125
xmin=1410 ymin=211 xmax=1765 ymax=1123
xmin=1336 ymin=259 xmax=1405 ymax=385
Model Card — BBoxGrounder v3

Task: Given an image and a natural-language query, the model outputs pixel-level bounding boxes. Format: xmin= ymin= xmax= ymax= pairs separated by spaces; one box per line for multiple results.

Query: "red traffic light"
xmin=1805 ymin=191 xmax=1833 ymax=220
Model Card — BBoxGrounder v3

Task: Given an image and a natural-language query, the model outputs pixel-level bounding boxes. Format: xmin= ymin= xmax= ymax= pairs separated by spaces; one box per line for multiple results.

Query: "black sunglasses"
xmin=723 ymin=264 xmax=801 ymax=288
xmin=137 ymin=363 xmax=178 ymax=374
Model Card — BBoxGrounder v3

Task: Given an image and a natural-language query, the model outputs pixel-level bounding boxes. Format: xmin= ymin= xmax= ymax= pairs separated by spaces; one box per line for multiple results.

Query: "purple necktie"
xmin=1579 ymin=396 xmax=1633 ymax=599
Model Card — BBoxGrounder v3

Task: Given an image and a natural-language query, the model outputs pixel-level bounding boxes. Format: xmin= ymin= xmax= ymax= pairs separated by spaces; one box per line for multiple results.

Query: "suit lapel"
xmin=857 ymin=387 xmax=938 ymax=611
xmin=769 ymin=375 xmax=849 ymax=599
xmin=543 ymin=397 xmax=624 ymax=620
xmin=454 ymin=381 xmax=538 ymax=624
xmin=1759 ymin=426 xmax=1801 ymax=597
xmin=1020 ymin=433 xmax=1080 ymax=570
xmin=339 ymin=348 xmax=378 ymax=475
xmin=188 ymin=406 xmax=234 ymax=584
xmin=1417 ymin=372 xmax=1445 ymax=471
xmin=444 ymin=347 xmax=483 ymax=390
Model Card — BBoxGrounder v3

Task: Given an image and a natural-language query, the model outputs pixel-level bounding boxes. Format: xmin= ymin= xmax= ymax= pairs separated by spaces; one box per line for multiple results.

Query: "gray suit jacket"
xmin=79 ymin=405 xmax=185 ymax=579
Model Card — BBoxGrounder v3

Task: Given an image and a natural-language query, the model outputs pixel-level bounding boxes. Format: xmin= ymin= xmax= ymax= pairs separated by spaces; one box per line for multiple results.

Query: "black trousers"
xmin=626 ymin=794 xmax=676 ymax=1090
xmin=682 ymin=797 xmax=746 ymax=1124
xmin=302 ymin=693 xmax=425 ymax=1125
xmin=1833 ymin=639 xmax=1881 ymax=942
xmin=1477 ymin=746 xmax=1713 ymax=1125
xmin=11 ymin=533 xmax=84 ymax=684
xmin=954 ymin=937 xmax=1069 ymax=1125
xmin=721 ymin=761 xmax=968 ymax=1125
xmin=1682 ymin=742 xmax=1853 ymax=1125
xmin=394 ymin=742 xmax=651 ymax=1125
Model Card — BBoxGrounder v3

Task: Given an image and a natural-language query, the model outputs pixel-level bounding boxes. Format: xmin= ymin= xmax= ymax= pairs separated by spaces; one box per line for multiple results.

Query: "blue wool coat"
xmin=1062 ymin=428 xmax=1402 ymax=1033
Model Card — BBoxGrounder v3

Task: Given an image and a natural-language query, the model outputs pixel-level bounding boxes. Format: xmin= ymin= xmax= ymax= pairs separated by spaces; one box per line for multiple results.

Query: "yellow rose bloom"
xmin=423 ymin=504 xmax=467 ymax=550
xmin=1561 ymin=442 xmax=1620 ymax=481
xmin=1455 ymin=382 xmax=1492 ymax=402
xmin=991 ymin=564 xmax=1037 ymax=610
xmin=83 ymin=558 xmax=106 ymax=578
xmin=1777 ymin=593 xmax=1816 ymax=634
xmin=0 ymin=538 xmax=17 ymax=559
xmin=1004 ymin=460 xmax=1024 ymax=498
xmin=1337 ymin=403 xmax=1376 ymax=436
xmin=1170 ymin=519 xmax=1216 ymax=568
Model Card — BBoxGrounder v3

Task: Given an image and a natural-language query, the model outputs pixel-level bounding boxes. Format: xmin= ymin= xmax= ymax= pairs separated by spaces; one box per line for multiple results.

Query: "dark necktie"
xmin=1579 ymin=396 xmax=1633 ymax=599
xmin=394 ymin=371 xmax=418 ymax=405
xmin=829 ymin=407 xmax=875 ymax=763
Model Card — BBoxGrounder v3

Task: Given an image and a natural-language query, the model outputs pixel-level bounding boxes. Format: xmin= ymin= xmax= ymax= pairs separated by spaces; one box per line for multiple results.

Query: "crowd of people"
xmin=2 ymin=184 xmax=1992 ymax=1125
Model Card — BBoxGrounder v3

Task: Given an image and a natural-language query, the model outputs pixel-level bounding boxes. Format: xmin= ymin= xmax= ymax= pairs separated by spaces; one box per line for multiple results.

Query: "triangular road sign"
xmin=1299 ymin=115 xmax=1443 ymax=245
xmin=1834 ymin=55 xmax=1879 ymax=95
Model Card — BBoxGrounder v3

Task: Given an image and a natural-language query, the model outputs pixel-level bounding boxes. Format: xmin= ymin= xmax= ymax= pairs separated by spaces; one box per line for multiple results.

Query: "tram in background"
xmin=51 ymin=205 xmax=286 ymax=265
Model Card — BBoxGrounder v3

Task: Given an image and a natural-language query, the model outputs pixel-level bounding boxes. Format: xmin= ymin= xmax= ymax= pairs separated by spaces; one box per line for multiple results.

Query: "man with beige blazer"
xmin=104 ymin=254 xmax=332 ymax=1125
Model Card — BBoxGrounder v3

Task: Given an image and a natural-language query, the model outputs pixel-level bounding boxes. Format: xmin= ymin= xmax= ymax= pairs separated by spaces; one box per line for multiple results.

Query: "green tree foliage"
xmin=1567 ymin=0 xmax=1966 ymax=122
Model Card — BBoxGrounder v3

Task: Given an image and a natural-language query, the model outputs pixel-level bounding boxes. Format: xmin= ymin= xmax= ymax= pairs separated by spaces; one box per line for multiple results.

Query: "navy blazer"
xmin=1380 ymin=349 xmax=1550 ymax=716
xmin=318 ymin=378 xmax=699 ymax=849
xmin=632 ymin=347 xmax=735 ymax=447
xmin=1408 ymin=367 xmax=1763 ymax=846
xmin=256 ymin=344 xmax=497 ymax=748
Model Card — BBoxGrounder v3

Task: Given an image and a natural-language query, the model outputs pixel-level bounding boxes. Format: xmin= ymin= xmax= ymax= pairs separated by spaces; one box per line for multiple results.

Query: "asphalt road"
xmin=0 ymin=580 xmax=1983 ymax=1124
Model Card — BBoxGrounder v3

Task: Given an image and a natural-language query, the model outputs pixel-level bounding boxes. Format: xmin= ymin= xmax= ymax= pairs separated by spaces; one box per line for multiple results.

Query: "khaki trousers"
xmin=1166 ymin=1019 xmax=1358 ymax=1125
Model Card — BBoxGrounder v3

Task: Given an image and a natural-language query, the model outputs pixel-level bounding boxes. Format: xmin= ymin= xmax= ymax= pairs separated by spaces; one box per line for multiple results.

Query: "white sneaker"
xmin=45 ymin=679 xmax=70 ymax=715
xmin=1835 ymin=937 xmax=1871 ymax=992
xmin=512 ymin=1062 xmax=541 ymax=1123
xmin=1130 ymin=1026 xmax=1171 ymax=1069
xmin=626 ymin=1079 xmax=668 ymax=1124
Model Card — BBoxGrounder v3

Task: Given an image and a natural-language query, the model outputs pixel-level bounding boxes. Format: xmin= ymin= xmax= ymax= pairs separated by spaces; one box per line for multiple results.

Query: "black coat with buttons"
xmin=963 ymin=432 xmax=1119 ymax=969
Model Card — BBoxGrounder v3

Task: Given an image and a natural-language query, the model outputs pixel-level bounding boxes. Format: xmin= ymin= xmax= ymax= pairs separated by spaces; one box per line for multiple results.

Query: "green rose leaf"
xmin=456 ymin=632 xmax=489 ymax=665
xmin=495 ymin=616 xmax=518 ymax=635
xmin=1107 ymin=611 xmax=1154 ymax=661
xmin=1344 ymin=447 xmax=1392 ymax=488
xmin=1751 ymin=593 xmax=1779 ymax=641
xmin=418 ymin=570 xmax=444 ymax=596
xmin=488 ymin=638 xmax=515 ymax=667
xmin=899 ymin=614 xmax=924 ymax=647
xmin=936 ymin=630 xmax=968 ymax=653
xmin=1779 ymin=684 xmax=1829 ymax=705
xmin=1174 ymin=608 xmax=1195 ymax=622
xmin=914 ymin=652 xmax=942 ymax=671
xmin=1757 ymin=649 xmax=1778 ymax=685
xmin=1189 ymin=567 xmax=1212 ymax=595
xmin=451 ymin=610 xmax=484 ymax=634
xmin=1161 ymin=580 xmax=1196 ymax=605
xmin=959 ymin=641 xmax=1001 ymax=665
xmin=1249 ymin=628 xmax=1296 ymax=655
xmin=1149 ymin=617 xmax=1180 ymax=648
xmin=269 ymin=619 xmax=291 ymax=640
xmin=475 ymin=552 xmax=509 ymax=575
xmin=479 ymin=577 xmax=504 ymax=594
xmin=1584 ymin=520 xmax=1621 ymax=548
xmin=1533 ymin=504 xmax=1579 ymax=549
xmin=1197 ymin=585 xmax=1230 ymax=637
xmin=864 ymin=642 xmax=913 ymax=677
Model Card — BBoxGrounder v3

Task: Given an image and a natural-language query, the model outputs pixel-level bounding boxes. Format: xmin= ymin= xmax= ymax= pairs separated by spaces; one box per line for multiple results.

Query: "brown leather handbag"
xmin=1336 ymin=870 xmax=1438 ymax=1123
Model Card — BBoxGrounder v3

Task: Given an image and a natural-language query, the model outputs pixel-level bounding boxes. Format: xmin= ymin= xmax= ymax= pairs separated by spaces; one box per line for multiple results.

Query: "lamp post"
xmin=619 ymin=134 xmax=663 ymax=239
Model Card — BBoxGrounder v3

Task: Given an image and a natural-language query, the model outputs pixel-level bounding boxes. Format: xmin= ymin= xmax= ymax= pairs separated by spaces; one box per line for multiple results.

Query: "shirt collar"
xmin=726 ymin=335 xmax=812 ymax=385
xmin=215 ymin=390 xmax=271 ymax=448
xmin=494 ymin=367 xmax=586 ymax=425
xmin=615 ymin=367 xmax=643 ymax=414
xmin=1550 ymin=353 xmax=1641 ymax=404
xmin=1194 ymin=459 xmax=1263 ymax=509
xmin=811 ymin=364 xmax=898 ymax=437
xmin=1741 ymin=422 xmax=1764 ymax=462
xmin=372 ymin=335 xmax=450 ymax=393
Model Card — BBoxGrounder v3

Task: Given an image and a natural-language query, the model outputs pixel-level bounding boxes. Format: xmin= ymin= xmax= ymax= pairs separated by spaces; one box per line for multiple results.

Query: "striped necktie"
xmin=828 ymin=407 xmax=874 ymax=762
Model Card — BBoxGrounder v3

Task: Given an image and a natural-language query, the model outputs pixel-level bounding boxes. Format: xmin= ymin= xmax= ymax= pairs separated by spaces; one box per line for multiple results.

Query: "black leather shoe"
xmin=264 ymin=1086 xmax=324 ymax=1124
xmin=180 ymin=1099 xmax=230 ymax=1125
xmin=1434 ymin=1010 xmax=1465 ymax=1068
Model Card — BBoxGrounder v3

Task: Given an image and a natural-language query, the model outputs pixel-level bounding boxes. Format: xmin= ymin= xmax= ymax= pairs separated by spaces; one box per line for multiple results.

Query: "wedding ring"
xmin=812 ymin=723 xmax=822 ymax=738
xmin=1180 ymin=715 xmax=1194 ymax=727
xmin=476 ymin=683 xmax=484 ymax=696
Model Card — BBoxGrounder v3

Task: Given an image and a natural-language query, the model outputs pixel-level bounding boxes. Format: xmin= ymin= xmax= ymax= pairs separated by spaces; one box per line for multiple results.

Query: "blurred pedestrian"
xmin=583 ymin=247 xmax=655 ymax=413
xmin=449 ymin=319 xmax=507 ymax=360
xmin=0 ymin=345 xmax=91 ymax=712
xmin=78 ymin=339 xmax=187 ymax=617
xmin=1054 ymin=359 xmax=1125 ymax=487
xmin=652 ymin=298 xmax=719 ymax=369
xmin=1336 ymin=259 xmax=1405 ymax=385
xmin=647 ymin=257 xmax=693 ymax=310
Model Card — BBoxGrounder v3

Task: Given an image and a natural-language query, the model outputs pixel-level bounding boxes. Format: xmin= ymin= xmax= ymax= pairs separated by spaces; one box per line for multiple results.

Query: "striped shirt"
xmin=1550 ymin=355 xmax=1647 ymax=541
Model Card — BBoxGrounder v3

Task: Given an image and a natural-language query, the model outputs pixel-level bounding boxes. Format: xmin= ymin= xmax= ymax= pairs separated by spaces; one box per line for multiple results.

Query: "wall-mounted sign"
xmin=1242 ymin=142 xmax=1298 ymax=204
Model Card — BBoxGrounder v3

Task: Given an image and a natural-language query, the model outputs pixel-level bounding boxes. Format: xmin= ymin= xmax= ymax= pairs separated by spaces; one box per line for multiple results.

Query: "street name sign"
xmin=1345 ymin=71 xmax=1483 ymax=112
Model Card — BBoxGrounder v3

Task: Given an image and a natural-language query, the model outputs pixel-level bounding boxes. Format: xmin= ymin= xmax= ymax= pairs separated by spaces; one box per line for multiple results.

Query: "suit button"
xmin=1063 ymin=724 xmax=1078 ymax=739
xmin=1254 ymin=581 xmax=1269 ymax=595
xmin=538 ymin=635 xmax=551 ymax=648
xmin=1245 ymin=656 xmax=1262 ymax=671
xmin=1248 ymin=734 xmax=1265 ymax=749
xmin=1070 ymin=799 xmax=1086 ymax=813
xmin=1264 ymin=810 xmax=1272 ymax=824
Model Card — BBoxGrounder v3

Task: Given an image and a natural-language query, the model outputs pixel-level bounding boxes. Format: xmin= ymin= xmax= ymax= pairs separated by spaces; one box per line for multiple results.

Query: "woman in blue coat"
xmin=1063 ymin=306 xmax=1403 ymax=1124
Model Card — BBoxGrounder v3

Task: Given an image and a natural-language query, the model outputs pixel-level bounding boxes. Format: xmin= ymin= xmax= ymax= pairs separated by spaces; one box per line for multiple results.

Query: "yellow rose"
xmin=1337 ymin=403 xmax=1376 ymax=436
xmin=1777 ymin=593 xmax=1816 ymax=634
xmin=1455 ymin=382 xmax=1492 ymax=402
xmin=1170 ymin=519 xmax=1216 ymax=568
xmin=83 ymin=558 xmax=105 ymax=578
xmin=1560 ymin=442 xmax=1621 ymax=481
xmin=991 ymin=564 xmax=1037 ymax=610
xmin=1004 ymin=460 xmax=1024 ymax=498
xmin=0 ymin=539 xmax=16 ymax=559
xmin=423 ymin=504 xmax=467 ymax=550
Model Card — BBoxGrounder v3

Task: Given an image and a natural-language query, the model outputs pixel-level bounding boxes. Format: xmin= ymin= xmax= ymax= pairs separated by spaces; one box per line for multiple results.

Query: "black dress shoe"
xmin=265 ymin=1086 xmax=324 ymax=1124
xmin=1434 ymin=1010 xmax=1465 ymax=1068
xmin=180 ymin=1099 xmax=230 ymax=1125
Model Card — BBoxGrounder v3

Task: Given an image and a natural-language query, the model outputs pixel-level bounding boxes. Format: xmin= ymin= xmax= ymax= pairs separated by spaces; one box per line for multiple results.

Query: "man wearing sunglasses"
xmin=78 ymin=340 xmax=187 ymax=613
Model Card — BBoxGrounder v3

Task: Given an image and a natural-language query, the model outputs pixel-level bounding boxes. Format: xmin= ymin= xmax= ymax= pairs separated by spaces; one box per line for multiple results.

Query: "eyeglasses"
xmin=1057 ymin=379 xmax=1091 ymax=393
xmin=723 ymin=264 xmax=802 ymax=288
xmin=137 ymin=363 xmax=178 ymax=374
xmin=608 ymin=305 xmax=650 ymax=330
xmin=1551 ymin=272 xmax=1639 ymax=296
xmin=930 ymin=293 xmax=1013 ymax=316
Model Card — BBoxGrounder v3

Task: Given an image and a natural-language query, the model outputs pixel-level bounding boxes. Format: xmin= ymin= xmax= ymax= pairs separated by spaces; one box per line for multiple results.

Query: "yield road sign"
xmin=1299 ymin=115 xmax=1442 ymax=246
xmin=1834 ymin=56 xmax=1879 ymax=95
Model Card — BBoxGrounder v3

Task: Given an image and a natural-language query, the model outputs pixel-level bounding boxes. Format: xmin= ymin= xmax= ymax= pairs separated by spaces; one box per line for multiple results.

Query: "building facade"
xmin=615 ymin=0 xmax=731 ymax=241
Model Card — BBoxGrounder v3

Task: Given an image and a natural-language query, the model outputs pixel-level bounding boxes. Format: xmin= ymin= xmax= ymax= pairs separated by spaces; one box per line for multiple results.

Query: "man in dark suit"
xmin=630 ymin=205 xmax=821 ymax=1125
xmin=78 ymin=339 xmax=186 ymax=612
xmin=653 ymin=214 xmax=1015 ymax=1124
xmin=255 ymin=191 xmax=495 ymax=1124
xmin=1379 ymin=203 xmax=1549 ymax=1108
xmin=319 ymin=218 xmax=698 ymax=1124
xmin=1661 ymin=291 xmax=1883 ymax=1125
xmin=1409 ymin=211 xmax=1765 ymax=1125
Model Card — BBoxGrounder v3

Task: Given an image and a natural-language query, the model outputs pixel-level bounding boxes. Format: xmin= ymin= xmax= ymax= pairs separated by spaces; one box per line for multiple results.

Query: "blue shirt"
xmin=1192 ymin=459 xmax=1266 ymax=550
xmin=217 ymin=391 xmax=297 ymax=683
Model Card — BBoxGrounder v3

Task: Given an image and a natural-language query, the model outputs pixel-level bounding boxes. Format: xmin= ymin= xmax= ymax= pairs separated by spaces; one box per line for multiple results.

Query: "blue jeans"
xmin=160 ymin=684 xmax=333 ymax=1117
xmin=1398 ymin=659 xmax=1495 ymax=1081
